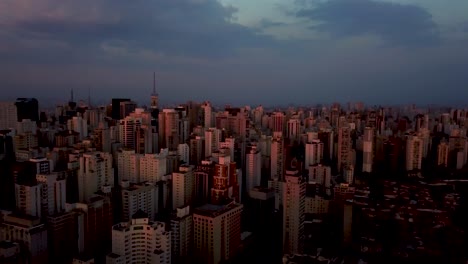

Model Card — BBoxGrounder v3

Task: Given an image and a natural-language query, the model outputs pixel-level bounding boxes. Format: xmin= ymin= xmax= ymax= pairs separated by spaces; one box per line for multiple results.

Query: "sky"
xmin=0 ymin=0 xmax=467 ymax=106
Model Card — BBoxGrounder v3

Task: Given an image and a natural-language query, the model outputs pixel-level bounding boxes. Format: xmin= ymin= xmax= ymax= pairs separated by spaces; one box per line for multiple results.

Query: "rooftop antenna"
xmin=70 ymin=89 xmax=74 ymax=102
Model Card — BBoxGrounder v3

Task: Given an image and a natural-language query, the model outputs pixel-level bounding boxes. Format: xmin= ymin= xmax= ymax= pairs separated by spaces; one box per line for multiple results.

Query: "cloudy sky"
xmin=0 ymin=0 xmax=467 ymax=106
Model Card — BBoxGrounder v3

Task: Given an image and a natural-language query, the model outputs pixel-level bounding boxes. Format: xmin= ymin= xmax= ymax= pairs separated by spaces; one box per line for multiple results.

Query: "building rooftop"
xmin=194 ymin=202 xmax=242 ymax=218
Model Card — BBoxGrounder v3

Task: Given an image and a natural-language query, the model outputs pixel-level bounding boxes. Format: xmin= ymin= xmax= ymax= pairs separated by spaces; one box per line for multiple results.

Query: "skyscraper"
xmin=246 ymin=144 xmax=262 ymax=193
xmin=362 ymin=127 xmax=374 ymax=173
xmin=193 ymin=202 xmax=243 ymax=264
xmin=305 ymin=139 xmax=323 ymax=168
xmin=36 ymin=172 xmax=66 ymax=217
xmin=0 ymin=102 xmax=17 ymax=130
xmin=15 ymin=98 xmax=39 ymax=122
xmin=271 ymin=135 xmax=284 ymax=181
xmin=406 ymin=135 xmax=423 ymax=171
xmin=172 ymin=165 xmax=195 ymax=210
xmin=78 ymin=152 xmax=114 ymax=202
xmin=170 ymin=205 xmax=193 ymax=262
xmin=282 ymin=170 xmax=305 ymax=255
xmin=337 ymin=125 xmax=352 ymax=172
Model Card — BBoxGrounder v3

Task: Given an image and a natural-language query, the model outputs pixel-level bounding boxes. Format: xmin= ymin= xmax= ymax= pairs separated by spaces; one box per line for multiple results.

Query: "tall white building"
xmin=202 ymin=102 xmax=213 ymax=128
xmin=205 ymin=128 xmax=221 ymax=158
xmin=117 ymin=149 xmax=141 ymax=183
xmin=172 ymin=165 xmax=195 ymax=210
xmin=362 ymin=127 xmax=373 ymax=173
xmin=36 ymin=172 xmax=66 ymax=216
xmin=305 ymin=139 xmax=323 ymax=168
xmin=78 ymin=152 xmax=114 ymax=202
xmin=121 ymin=181 xmax=157 ymax=222
xmin=406 ymin=135 xmax=423 ymax=171
xmin=140 ymin=153 xmax=167 ymax=184
xmin=177 ymin=143 xmax=190 ymax=165
xmin=193 ymin=203 xmax=243 ymax=264
xmin=107 ymin=212 xmax=171 ymax=264
xmin=437 ymin=141 xmax=449 ymax=167
xmin=15 ymin=183 xmax=42 ymax=218
xmin=68 ymin=116 xmax=88 ymax=141
xmin=282 ymin=171 xmax=305 ymax=255
xmin=0 ymin=102 xmax=17 ymax=130
xmin=246 ymin=145 xmax=262 ymax=193
xmin=286 ymin=118 xmax=301 ymax=141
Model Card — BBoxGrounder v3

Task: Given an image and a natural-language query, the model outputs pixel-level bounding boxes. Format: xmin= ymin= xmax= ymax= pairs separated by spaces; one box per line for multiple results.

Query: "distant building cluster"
xmin=1 ymin=92 xmax=468 ymax=263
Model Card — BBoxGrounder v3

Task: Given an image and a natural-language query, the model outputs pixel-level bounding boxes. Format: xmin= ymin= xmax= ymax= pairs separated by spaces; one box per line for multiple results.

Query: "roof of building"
xmin=194 ymin=202 xmax=242 ymax=218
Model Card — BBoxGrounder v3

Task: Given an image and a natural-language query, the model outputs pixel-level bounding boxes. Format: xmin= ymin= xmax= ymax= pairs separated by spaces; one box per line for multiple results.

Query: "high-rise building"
xmin=246 ymin=145 xmax=262 ymax=193
xmin=308 ymin=164 xmax=331 ymax=189
xmin=189 ymin=136 xmax=204 ymax=166
xmin=78 ymin=152 xmax=114 ymax=202
xmin=406 ymin=135 xmax=423 ymax=171
xmin=362 ymin=127 xmax=374 ymax=173
xmin=305 ymin=139 xmax=323 ymax=168
xmin=117 ymin=149 xmax=141 ymax=183
xmin=193 ymin=202 xmax=243 ymax=264
xmin=121 ymin=181 xmax=157 ymax=222
xmin=111 ymin=98 xmax=130 ymax=120
xmin=286 ymin=118 xmax=301 ymax=141
xmin=67 ymin=116 xmax=88 ymax=140
xmin=337 ymin=125 xmax=352 ymax=172
xmin=201 ymin=102 xmax=212 ymax=128
xmin=159 ymin=109 xmax=180 ymax=150
xmin=140 ymin=153 xmax=167 ymax=184
xmin=0 ymin=102 xmax=17 ymax=130
xmin=194 ymin=160 xmax=214 ymax=206
xmin=68 ymin=195 xmax=113 ymax=260
xmin=172 ymin=165 xmax=195 ymax=210
xmin=211 ymin=162 xmax=240 ymax=205
xmin=107 ymin=211 xmax=171 ymax=264
xmin=272 ymin=112 xmax=285 ymax=134
xmin=282 ymin=170 xmax=305 ymax=255
xmin=270 ymin=135 xmax=284 ymax=181
xmin=170 ymin=205 xmax=192 ymax=262
xmin=177 ymin=143 xmax=190 ymax=165
xmin=119 ymin=101 xmax=137 ymax=120
xmin=119 ymin=116 xmax=142 ymax=150
xmin=437 ymin=140 xmax=449 ymax=167
xmin=15 ymin=183 xmax=42 ymax=218
xmin=36 ymin=172 xmax=66 ymax=216
xmin=47 ymin=212 xmax=77 ymax=264
xmin=15 ymin=98 xmax=39 ymax=122
xmin=204 ymin=128 xmax=221 ymax=158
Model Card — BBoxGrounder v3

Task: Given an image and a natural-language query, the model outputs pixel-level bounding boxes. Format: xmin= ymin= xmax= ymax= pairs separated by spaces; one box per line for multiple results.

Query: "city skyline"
xmin=1 ymin=0 xmax=468 ymax=105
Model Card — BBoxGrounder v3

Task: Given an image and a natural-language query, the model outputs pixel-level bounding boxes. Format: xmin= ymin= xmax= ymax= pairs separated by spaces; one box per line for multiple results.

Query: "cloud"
xmin=296 ymin=0 xmax=439 ymax=46
xmin=0 ymin=0 xmax=275 ymax=62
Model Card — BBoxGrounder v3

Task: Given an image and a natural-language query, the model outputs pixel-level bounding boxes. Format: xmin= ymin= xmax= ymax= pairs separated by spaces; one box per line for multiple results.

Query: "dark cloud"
xmin=0 ymin=0 xmax=275 ymax=61
xmin=296 ymin=0 xmax=439 ymax=45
